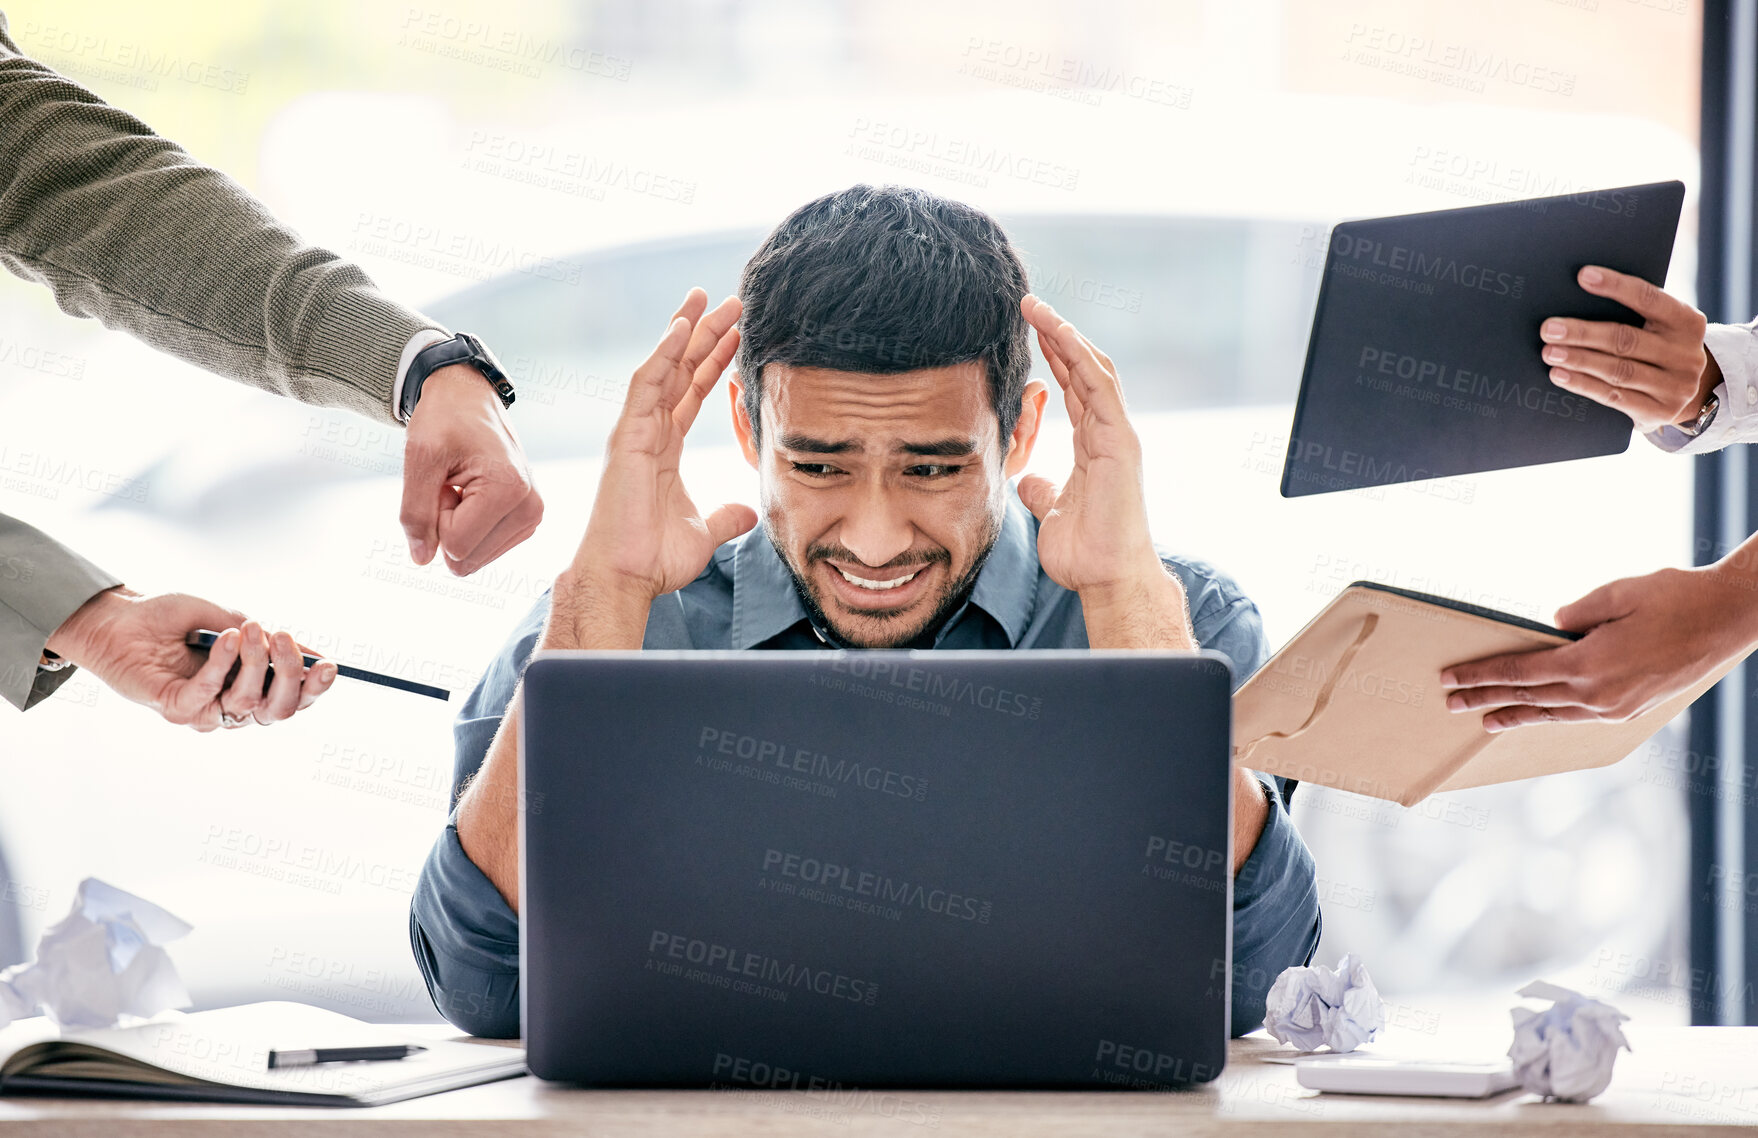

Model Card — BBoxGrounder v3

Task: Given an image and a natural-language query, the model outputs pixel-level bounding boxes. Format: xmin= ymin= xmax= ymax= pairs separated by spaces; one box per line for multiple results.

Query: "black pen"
xmin=267 ymin=1045 xmax=427 ymax=1068
xmin=185 ymin=630 xmax=450 ymax=701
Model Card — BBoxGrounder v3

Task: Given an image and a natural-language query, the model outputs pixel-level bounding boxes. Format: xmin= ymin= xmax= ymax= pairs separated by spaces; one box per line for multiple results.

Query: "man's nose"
xmin=837 ymin=485 xmax=915 ymax=569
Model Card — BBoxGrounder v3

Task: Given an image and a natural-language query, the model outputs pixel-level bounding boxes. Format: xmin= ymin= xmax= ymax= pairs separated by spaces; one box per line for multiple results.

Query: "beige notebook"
xmin=1234 ymin=582 xmax=1737 ymax=806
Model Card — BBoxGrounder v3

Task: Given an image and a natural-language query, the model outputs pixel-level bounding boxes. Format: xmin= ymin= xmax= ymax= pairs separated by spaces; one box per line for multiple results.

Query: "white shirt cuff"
xmin=393 ymin=328 xmax=454 ymax=423
xmin=1643 ymin=320 xmax=1758 ymax=455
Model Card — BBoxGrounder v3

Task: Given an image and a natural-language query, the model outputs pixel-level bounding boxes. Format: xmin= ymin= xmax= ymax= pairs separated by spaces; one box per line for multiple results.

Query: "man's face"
xmin=731 ymin=362 xmax=1043 ymax=648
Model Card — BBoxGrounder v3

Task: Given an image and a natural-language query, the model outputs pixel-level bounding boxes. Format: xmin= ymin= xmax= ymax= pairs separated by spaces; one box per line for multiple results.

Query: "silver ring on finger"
xmin=220 ymin=711 xmax=250 ymax=729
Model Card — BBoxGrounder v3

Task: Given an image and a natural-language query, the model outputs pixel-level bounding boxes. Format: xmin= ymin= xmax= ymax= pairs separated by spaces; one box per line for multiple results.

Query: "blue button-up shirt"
xmin=410 ymin=494 xmax=1321 ymax=1039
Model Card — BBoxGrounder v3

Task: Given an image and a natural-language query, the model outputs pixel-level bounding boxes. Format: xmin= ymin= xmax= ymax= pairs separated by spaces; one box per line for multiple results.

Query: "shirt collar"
xmin=965 ymin=492 xmax=1040 ymax=647
xmin=728 ymin=491 xmax=1042 ymax=650
xmin=729 ymin=523 xmax=811 ymax=650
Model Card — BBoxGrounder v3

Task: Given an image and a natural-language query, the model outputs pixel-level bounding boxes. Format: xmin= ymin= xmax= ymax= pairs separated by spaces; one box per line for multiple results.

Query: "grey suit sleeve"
xmin=0 ymin=10 xmax=444 ymax=425
xmin=0 ymin=512 xmax=120 ymax=711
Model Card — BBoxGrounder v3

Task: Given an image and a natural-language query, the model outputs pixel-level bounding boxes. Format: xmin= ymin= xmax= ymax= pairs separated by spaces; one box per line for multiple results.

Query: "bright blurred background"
xmin=0 ymin=0 xmax=1706 ymax=1034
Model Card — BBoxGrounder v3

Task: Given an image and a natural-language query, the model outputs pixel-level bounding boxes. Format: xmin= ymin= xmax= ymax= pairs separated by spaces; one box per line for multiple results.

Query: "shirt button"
xmin=1748 ymin=385 xmax=1756 ymax=404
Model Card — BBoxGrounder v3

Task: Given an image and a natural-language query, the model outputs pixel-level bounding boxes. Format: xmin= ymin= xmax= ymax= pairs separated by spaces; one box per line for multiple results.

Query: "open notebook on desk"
xmin=0 ymin=1001 xmax=525 ymax=1106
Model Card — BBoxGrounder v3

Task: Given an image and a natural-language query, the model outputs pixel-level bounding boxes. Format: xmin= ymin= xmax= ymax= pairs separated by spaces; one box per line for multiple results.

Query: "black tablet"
xmin=1281 ymin=180 xmax=1685 ymax=496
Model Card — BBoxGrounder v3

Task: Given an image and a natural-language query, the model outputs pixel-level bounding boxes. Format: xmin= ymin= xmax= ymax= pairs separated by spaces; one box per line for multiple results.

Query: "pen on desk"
xmin=267 ymin=1045 xmax=427 ymax=1068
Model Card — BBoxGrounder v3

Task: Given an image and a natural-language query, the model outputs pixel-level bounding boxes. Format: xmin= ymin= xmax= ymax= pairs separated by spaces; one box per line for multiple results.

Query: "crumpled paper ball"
xmin=0 ymin=878 xmax=192 ymax=1029
xmin=1262 ymin=952 xmax=1385 ymax=1053
xmin=1507 ymin=980 xmax=1630 ymax=1102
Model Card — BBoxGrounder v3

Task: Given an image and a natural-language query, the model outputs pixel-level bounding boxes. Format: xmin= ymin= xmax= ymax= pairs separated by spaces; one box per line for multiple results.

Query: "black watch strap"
xmin=399 ymin=332 xmax=515 ymax=421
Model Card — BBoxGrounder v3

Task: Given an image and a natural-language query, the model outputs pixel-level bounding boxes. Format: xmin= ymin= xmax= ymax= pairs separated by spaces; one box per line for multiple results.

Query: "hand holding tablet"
xmin=1281 ymin=180 xmax=1685 ymax=496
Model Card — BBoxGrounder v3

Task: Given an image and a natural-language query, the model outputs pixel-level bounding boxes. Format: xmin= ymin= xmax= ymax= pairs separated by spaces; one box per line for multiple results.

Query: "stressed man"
xmin=410 ymin=186 xmax=1321 ymax=1039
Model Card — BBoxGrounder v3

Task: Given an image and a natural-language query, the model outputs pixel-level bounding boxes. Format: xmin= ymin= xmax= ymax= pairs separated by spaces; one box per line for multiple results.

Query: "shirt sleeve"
xmin=409 ymin=822 xmax=522 ymax=1038
xmin=1229 ymin=774 xmax=1322 ymax=1036
xmin=1174 ymin=558 xmax=1268 ymax=689
xmin=392 ymin=328 xmax=453 ymax=423
xmin=408 ymin=593 xmax=549 ymax=1037
xmin=1646 ymin=320 xmax=1758 ymax=455
xmin=0 ymin=11 xmax=444 ymax=426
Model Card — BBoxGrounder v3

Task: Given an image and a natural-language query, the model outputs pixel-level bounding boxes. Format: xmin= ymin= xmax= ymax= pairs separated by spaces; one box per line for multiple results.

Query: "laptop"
xmin=519 ymin=650 xmax=1235 ymax=1088
xmin=1281 ymin=179 xmax=1685 ymax=496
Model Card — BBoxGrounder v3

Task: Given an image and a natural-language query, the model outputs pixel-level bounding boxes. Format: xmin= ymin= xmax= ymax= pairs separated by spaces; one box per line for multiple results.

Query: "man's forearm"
xmin=453 ymin=573 xmax=654 ymax=909
xmin=547 ymin=570 xmax=657 ymax=651
xmin=1078 ymin=569 xmax=1197 ymax=651
xmin=1080 ymin=570 xmax=1268 ymax=870
xmin=453 ymin=689 xmax=529 ymax=911
xmin=1714 ymin=530 xmax=1758 ymax=599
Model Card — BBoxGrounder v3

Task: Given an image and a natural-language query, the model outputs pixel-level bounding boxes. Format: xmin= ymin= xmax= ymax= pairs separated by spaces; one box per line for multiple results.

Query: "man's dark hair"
xmin=736 ymin=184 xmax=1031 ymax=448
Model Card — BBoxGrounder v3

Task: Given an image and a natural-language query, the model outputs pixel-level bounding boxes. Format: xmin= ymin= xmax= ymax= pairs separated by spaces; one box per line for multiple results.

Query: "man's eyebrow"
xmin=898 ymin=438 xmax=979 ymax=457
xmin=777 ymin=433 xmax=856 ymax=454
xmin=775 ymin=434 xmax=980 ymax=458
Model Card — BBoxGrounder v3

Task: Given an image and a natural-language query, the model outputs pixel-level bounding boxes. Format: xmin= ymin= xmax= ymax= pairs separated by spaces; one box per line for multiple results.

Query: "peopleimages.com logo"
xmin=646 ymin=930 xmax=881 ymax=1006
xmin=697 ymin=728 xmax=930 ymax=801
xmin=761 ymin=848 xmax=994 ymax=923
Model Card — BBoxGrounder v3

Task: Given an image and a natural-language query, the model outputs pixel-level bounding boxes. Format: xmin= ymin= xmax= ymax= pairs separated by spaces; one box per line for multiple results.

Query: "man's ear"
xmin=729 ymin=373 xmax=760 ymax=469
xmin=1003 ymin=379 xmax=1050 ymax=478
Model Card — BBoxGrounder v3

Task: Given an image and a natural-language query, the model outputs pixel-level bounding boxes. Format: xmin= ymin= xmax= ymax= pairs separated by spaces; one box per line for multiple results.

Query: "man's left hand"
xmin=1017 ymin=294 xmax=1257 ymax=867
xmin=401 ymin=364 xmax=544 ymax=577
xmin=1016 ymin=295 xmax=1193 ymax=651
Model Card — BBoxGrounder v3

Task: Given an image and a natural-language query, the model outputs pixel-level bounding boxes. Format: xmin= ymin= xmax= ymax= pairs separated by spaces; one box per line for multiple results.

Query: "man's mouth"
xmin=833 ymin=565 xmax=923 ymax=591
xmin=817 ymin=559 xmax=940 ymax=613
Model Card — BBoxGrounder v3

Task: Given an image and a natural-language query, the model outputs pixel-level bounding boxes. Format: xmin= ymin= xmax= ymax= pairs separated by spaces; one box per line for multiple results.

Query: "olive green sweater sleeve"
xmin=0 ymin=9 xmax=445 ymax=425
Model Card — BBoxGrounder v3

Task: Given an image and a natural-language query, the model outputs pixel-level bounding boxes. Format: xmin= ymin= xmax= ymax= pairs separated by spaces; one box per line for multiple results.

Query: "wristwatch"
xmin=398 ymin=332 xmax=516 ymax=422
xmin=1675 ymin=389 xmax=1721 ymax=438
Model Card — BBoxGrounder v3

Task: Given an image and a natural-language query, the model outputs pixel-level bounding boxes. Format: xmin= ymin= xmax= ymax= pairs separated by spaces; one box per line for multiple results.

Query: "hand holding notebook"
xmin=1234 ymin=582 xmax=1736 ymax=805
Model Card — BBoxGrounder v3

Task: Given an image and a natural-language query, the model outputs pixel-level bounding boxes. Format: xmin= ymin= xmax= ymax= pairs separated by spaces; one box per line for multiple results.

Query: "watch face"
xmin=454 ymin=332 xmax=513 ymax=405
xmin=475 ymin=339 xmax=508 ymax=378
xmin=1684 ymin=395 xmax=1718 ymax=437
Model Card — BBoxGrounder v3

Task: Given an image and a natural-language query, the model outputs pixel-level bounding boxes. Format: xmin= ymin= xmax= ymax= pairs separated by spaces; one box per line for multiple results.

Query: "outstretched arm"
xmin=0 ymin=511 xmax=332 ymax=727
xmin=1443 ymin=536 xmax=1758 ymax=731
xmin=0 ymin=15 xmax=541 ymax=574
xmin=0 ymin=14 xmax=426 ymax=422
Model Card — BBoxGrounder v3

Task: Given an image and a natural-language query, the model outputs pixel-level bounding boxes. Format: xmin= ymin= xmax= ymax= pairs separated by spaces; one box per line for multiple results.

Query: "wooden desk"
xmin=2 ymin=1023 xmax=1753 ymax=1136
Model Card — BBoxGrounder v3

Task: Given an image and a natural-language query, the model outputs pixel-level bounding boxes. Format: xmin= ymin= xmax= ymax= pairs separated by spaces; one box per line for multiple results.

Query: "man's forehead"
xmin=759 ymin=360 xmax=995 ymax=451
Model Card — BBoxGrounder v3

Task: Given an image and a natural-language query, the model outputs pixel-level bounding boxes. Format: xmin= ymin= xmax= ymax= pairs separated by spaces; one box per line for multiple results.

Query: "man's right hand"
xmin=555 ymin=288 xmax=754 ymax=646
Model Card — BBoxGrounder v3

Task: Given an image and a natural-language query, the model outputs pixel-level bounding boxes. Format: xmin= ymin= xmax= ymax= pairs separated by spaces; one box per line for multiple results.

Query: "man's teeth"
xmin=835 ymin=566 xmax=921 ymax=591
